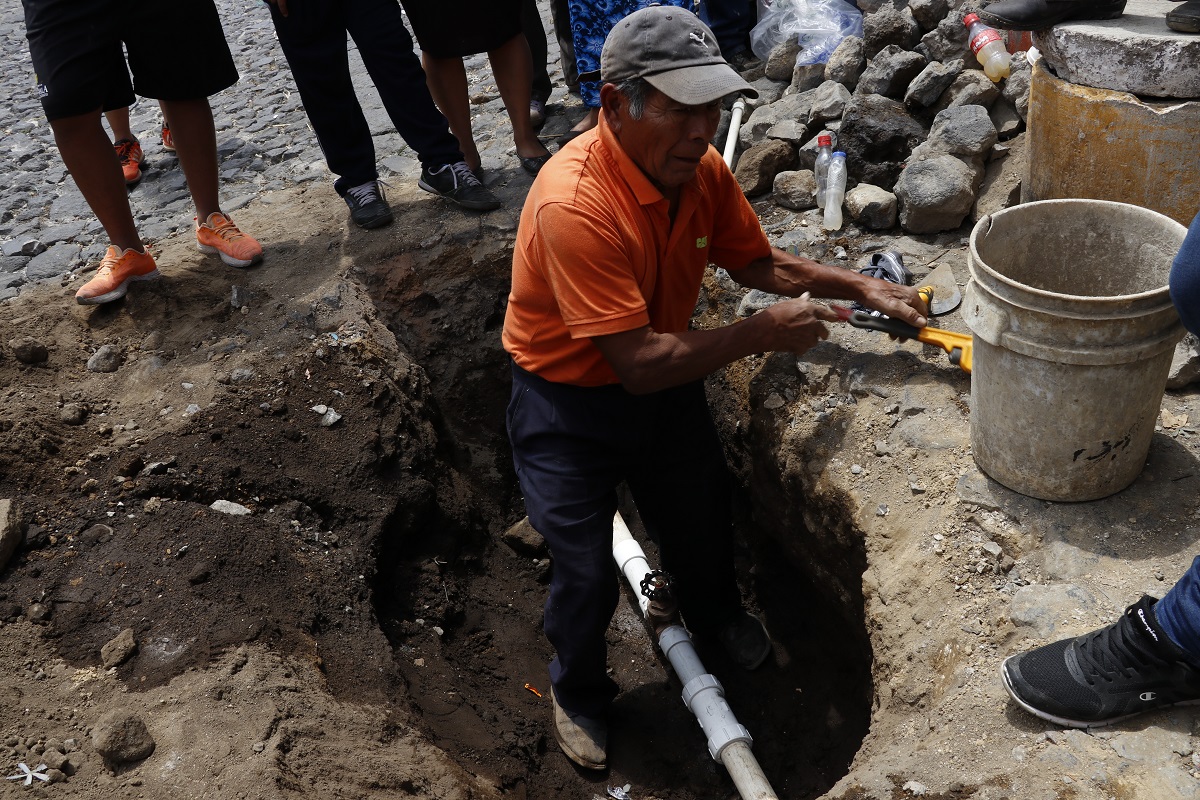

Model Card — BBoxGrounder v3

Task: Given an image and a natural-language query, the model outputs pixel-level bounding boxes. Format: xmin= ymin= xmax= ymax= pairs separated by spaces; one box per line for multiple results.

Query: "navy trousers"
xmin=267 ymin=0 xmax=462 ymax=196
xmin=507 ymin=362 xmax=743 ymax=717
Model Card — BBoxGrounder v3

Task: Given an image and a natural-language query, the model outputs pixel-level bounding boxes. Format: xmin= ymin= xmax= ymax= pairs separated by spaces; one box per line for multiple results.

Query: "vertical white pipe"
xmin=723 ymin=97 xmax=747 ymax=169
xmin=612 ymin=512 xmax=778 ymax=800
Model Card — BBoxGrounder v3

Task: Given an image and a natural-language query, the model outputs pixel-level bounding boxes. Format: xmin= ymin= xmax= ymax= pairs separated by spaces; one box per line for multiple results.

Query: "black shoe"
xmin=343 ymin=180 xmax=393 ymax=230
xmin=977 ymin=0 xmax=1127 ymax=29
xmin=1001 ymin=596 xmax=1200 ymax=728
xmin=418 ymin=161 xmax=501 ymax=211
xmin=1168 ymin=0 xmax=1200 ymax=32
xmin=717 ymin=610 xmax=773 ymax=670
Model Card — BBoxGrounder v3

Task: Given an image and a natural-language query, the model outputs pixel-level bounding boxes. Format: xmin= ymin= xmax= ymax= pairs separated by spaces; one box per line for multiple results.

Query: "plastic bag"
xmin=749 ymin=0 xmax=863 ymax=65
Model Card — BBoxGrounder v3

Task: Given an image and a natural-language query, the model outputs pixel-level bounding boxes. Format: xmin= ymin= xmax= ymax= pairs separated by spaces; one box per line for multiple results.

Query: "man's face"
xmin=605 ymin=85 xmax=722 ymax=191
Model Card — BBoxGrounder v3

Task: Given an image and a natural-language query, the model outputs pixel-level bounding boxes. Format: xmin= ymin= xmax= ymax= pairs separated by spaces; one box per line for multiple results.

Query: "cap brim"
xmin=644 ymin=63 xmax=759 ymax=106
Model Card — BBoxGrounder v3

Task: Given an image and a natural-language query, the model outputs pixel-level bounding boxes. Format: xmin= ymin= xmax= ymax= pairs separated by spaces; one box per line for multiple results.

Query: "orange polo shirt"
xmin=502 ymin=113 xmax=771 ymax=387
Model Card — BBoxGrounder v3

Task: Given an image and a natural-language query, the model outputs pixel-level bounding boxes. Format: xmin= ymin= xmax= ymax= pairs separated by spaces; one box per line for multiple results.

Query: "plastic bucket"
xmin=965 ymin=200 xmax=1187 ymax=501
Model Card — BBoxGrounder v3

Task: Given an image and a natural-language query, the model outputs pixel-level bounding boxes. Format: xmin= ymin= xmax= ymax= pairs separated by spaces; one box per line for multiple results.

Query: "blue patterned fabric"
xmin=568 ymin=0 xmax=693 ymax=107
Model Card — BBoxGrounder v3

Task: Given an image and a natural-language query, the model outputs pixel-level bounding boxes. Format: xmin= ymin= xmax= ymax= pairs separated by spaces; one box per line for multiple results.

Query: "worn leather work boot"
xmin=978 ymin=0 xmax=1127 ymax=29
xmin=551 ymin=688 xmax=607 ymax=770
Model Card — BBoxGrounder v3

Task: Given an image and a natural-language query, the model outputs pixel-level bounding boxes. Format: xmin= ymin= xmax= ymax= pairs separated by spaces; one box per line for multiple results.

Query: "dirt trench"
xmin=357 ymin=226 xmax=878 ymax=799
xmin=0 ymin=185 xmax=881 ymax=799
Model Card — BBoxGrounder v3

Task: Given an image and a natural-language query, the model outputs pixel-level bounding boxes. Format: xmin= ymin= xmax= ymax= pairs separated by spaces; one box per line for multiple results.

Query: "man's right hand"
xmin=759 ymin=295 xmax=840 ymax=356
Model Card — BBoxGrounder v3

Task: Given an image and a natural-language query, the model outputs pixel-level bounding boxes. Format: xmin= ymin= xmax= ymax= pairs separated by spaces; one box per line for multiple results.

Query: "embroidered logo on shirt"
xmin=695 ymin=236 xmax=708 ymax=248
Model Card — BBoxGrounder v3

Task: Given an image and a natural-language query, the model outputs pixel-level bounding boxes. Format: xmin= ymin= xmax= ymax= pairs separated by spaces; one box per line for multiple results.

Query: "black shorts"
xmin=23 ymin=0 xmax=239 ymax=121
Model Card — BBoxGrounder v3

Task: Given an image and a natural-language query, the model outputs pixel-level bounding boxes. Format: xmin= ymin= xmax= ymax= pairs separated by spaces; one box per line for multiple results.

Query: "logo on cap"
xmin=689 ymin=31 xmax=706 ymax=46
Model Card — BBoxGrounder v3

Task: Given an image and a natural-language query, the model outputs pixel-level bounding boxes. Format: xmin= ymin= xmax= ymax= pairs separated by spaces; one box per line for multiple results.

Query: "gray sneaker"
xmin=718 ymin=611 xmax=773 ymax=670
xmin=551 ymin=688 xmax=607 ymax=770
xmin=418 ymin=161 xmax=501 ymax=211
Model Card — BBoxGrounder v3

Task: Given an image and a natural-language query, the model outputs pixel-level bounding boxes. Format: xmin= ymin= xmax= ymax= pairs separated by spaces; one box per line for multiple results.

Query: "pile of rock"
xmin=729 ymin=0 xmax=1031 ymax=234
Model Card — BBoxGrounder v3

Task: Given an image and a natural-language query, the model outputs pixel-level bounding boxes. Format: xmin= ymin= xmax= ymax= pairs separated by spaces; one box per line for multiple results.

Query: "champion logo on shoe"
xmin=1137 ymin=608 xmax=1160 ymax=642
xmin=1140 ymin=691 xmax=1158 ymax=702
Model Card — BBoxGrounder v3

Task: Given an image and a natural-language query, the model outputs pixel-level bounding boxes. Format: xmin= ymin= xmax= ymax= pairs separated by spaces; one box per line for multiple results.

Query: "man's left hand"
xmin=859 ymin=280 xmax=927 ymax=328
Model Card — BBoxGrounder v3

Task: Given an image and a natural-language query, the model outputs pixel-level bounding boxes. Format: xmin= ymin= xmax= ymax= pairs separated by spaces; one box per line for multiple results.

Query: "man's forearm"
xmin=735 ymin=248 xmax=868 ymax=298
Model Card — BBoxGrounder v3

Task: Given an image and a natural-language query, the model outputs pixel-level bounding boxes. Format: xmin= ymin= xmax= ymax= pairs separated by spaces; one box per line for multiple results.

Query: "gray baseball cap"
xmin=586 ymin=5 xmax=758 ymax=106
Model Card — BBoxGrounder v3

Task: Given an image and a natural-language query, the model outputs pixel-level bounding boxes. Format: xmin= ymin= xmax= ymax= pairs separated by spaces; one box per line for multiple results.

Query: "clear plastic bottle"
xmin=814 ymin=133 xmax=834 ymax=210
xmin=822 ymin=151 xmax=847 ymax=231
xmin=963 ymin=13 xmax=1012 ymax=82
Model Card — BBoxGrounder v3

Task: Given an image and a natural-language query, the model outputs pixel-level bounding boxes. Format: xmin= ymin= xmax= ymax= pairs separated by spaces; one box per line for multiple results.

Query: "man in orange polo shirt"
xmin=502 ymin=5 xmax=927 ymax=770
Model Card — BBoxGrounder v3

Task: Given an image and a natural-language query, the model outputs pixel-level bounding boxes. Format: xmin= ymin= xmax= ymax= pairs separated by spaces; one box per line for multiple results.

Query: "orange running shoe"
xmin=196 ymin=212 xmax=263 ymax=268
xmin=161 ymin=122 xmax=175 ymax=152
xmin=115 ymin=138 xmax=143 ymax=185
xmin=75 ymin=246 xmax=160 ymax=305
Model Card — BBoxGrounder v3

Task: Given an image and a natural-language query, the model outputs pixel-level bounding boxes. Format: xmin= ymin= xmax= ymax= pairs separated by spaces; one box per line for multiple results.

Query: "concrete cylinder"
xmin=1025 ymin=60 xmax=1200 ymax=227
xmin=964 ymin=200 xmax=1186 ymax=502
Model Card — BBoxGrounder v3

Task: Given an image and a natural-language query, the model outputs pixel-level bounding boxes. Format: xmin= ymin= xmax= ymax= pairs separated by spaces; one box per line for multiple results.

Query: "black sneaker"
xmin=418 ymin=161 xmax=501 ymax=211
xmin=344 ymin=180 xmax=393 ymax=229
xmin=1167 ymin=0 xmax=1200 ymax=32
xmin=977 ymin=0 xmax=1126 ymax=30
xmin=1001 ymin=596 xmax=1200 ymax=728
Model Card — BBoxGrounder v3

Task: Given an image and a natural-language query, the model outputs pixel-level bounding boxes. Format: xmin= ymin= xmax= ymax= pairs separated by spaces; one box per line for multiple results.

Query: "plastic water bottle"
xmin=963 ymin=13 xmax=1012 ymax=82
xmin=822 ymin=152 xmax=847 ymax=231
xmin=814 ymin=133 xmax=834 ymax=210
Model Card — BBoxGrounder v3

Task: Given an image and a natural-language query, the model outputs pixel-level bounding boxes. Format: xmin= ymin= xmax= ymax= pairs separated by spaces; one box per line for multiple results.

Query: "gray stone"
xmin=856 ymin=45 xmax=928 ymax=99
xmin=766 ymin=39 xmax=803 ymax=82
xmin=737 ymin=289 xmax=790 ymax=316
xmin=838 ymin=94 xmax=928 ymax=188
xmin=933 ymin=70 xmax=1001 ymax=113
xmin=210 ymin=500 xmax=252 ymax=515
xmin=989 ymin=95 xmax=1023 ymax=139
xmin=501 ymin=517 xmax=546 ymax=557
xmin=59 ymin=403 xmax=88 ymax=426
xmin=825 ymin=36 xmax=867 ymax=89
xmin=1002 ymin=51 xmax=1032 ymax=122
xmin=101 ymin=628 xmax=137 ymax=668
xmin=1034 ymin=0 xmax=1200 ymax=99
xmin=745 ymin=76 xmax=789 ymax=110
xmin=40 ymin=749 xmax=67 ymax=771
xmin=845 ymin=184 xmax=898 ymax=230
xmin=86 ymin=344 xmax=124 ymax=374
xmin=972 ymin=134 xmax=1027 ymax=222
xmin=740 ymin=91 xmax=815 ymax=151
xmin=910 ymin=0 xmax=951 ymax=32
xmin=1010 ymin=584 xmax=1098 ymax=638
xmin=26 ymin=242 xmax=83 ymax=281
xmin=766 ymin=118 xmax=810 ymax=145
xmin=0 ymin=500 xmax=20 ymax=574
xmin=808 ymin=81 xmax=853 ymax=125
xmin=904 ymin=59 xmax=964 ymax=109
xmin=735 ymin=139 xmax=798 ymax=196
xmin=773 ymin=170 xmax=819 ymax=210
xmin=919 ymin=15 xmax=970 ymax=62
xmin=923 ymin=105 xmax=998 ymax=158
xmin=896 ymin=156 xmax=979 ymax=234
xmin=788 ymin=62 xmax=828 ymax=95
xmin=10 ymin=337 xmax=49 ymax=364
xmin=863 ymin=5 xmax=922 ymax=57
xmin=1168 ymin=333 xmax=1200 ymax=389
xmin=92 ymin=710 xmax=155 ymax=764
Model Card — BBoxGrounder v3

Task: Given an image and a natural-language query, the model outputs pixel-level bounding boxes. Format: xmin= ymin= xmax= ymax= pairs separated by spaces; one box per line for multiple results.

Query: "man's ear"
xmin=599 ymin=83 xmax=622 ymax=133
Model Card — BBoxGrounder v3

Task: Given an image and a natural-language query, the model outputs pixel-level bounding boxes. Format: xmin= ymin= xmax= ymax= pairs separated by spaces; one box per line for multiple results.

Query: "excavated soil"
xmin=0 ymin=181 xmax=875 ymax=800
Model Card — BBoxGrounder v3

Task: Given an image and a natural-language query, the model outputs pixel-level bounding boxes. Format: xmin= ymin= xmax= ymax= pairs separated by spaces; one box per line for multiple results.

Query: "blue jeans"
xmin=1168 ymin=211 xmax=1200 ymax=336
xmin=1156 ymin=555 xmax=1200 ymax=662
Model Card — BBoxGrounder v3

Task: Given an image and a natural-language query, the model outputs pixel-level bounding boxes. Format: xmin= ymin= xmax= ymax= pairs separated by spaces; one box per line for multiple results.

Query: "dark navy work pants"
xmin=507 ymin=362 xmax=742 ymax=717
xmin=267 ymin=0 xmax=462 ymax=196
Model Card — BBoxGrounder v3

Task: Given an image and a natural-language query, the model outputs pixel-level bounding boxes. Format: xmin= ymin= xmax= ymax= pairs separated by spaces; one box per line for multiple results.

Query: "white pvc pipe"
xmin=722 ymin=97 xmax=747 ymax=169
xmin=612 ymin=513 xmax=778 ymax=800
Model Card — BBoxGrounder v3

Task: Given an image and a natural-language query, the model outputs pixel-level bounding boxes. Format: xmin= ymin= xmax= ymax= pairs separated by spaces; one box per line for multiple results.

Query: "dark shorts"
xmin=23 ymin=0 xmax=239 ymax=121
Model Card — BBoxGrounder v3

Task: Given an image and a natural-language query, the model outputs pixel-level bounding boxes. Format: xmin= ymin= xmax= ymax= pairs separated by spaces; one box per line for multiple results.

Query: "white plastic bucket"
xmin=965 ymin=200 xmax=1187 ymax=501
